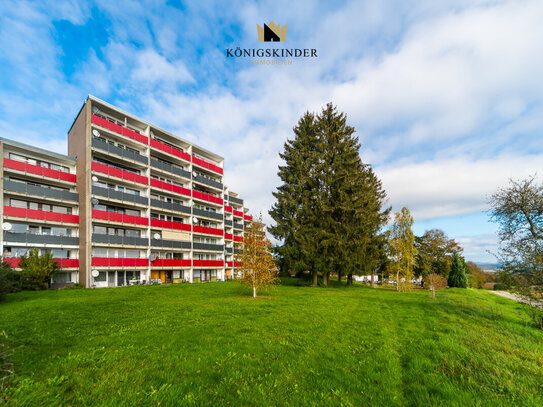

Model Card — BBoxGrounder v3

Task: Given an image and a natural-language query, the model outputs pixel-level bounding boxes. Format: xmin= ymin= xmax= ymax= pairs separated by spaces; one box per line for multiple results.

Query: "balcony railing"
xmin=4 ymin=257 xmax=79 ymax=268
xmin=233 ymin=222 xmax=243 ymax=230
xmin=193 ymin=208 xmax=223 ymax=221
xmin=150 ymin=198 xmax=191 ymax=215
xmin=224 ymin=233 xmax=233 ymax=240
xmin=227 ymin=195 xmax=244 ymax=205
xmin=150 ymin=139 xmax=191 ymax=162
xmin=192 ymin=190 xmax=223 ymax=205
xmin=150 ymin=178 xmax=191 ymax=197
xmin=193 ymin=225 xmax=223 ymax=236
xmin=193 ymin=243 xmax=224 ymax=251
xmin=192 ymin=260 xmax=224 ymax=267
xmin=92 ymin=185 xmax=148 ymax=206
xmin=3 ymin=231 xmax=79 ymax=246
xmin=3 ymin=158 xmax=76 ymax=183
xmin=92 ymin=257 xmax=149 ymax=267
xmin=91 ymin=114 xmax=149 ymax=145
xmin=91 ymin=234 xmax=149 ymax=246
xmin=224 ymin=219 xmax=232 ymax=227
xmin=4 ymin=179 xmax=78 ymax=202
xmin=92 ymin=162 xmax=148 ymax=185
xmin=150 ymin=158 xmax=191 ymax=179
xmin=92 ymin=209 xmax=148 ymax=226
xmin=233 ymin=236 xmax=243 ymax=242
xmin=224 ymin=205 xmax=233 ymax=213
xmin=244 ymin=215 xmax=253 ymax=221
xmin=191 ymin=156 xmax=223 ymax=175
xmin=192 ymin=175 xmax=223 ymax=190
xmin=233 ymin=210 xmax=244 ymax=218
xmin=225 ymin=247 xmax=233 ymax=253
xmin=4 ymin=206 xmax=79 ymax=224
xmin=92 ymin=138 xmax=147 ymax=164
xmin=150 ymin=259 xmax=192 ymax=267
xmin=150 ymin=239 xmax=191 ymax=250
xmin=150 ymin=218 xmax=191 ymax=231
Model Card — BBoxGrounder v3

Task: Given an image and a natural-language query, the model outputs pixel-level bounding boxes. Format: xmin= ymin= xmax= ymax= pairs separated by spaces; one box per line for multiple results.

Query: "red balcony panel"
xmin=244 ymin=215 xmax=253 ymax=221
xmin=224 ymin=205 xmax=233 ymax=213
xmin=150 ymin=139 xmax=191 ymax=162
xmin=234 ymin=236 xmax=243 ymax=242
xmin=92 ymin=209 xmax=149 ymax=226
xmin=91 ymin=114 xmax=149 ymax=145
xmin=224 ymin=233 xmax=233 ymax=240
xmin=150 ymin=218 xmax=191 ymax=231
xmin=150 ymin=178 xmax=191 ymax=197
xmin=151 ymin=259 xmax=192 ymax=267
xmin=192 ymin=260 xmax=224 ymax=267
xmin=92 ymin=257 xmax=149 ymax=267
xmin=5 ymin=257 xmax=79 ymax=268
xmin=192 ymin=156 xmax=223 ymax=175
xmin=234 ymin=261 xmax=242 ymax=267
xmin=226 ymin=261 xmax=233 ymax=268
xmin=4 ymin=158 xmax=76 ymax=183
xmin=233 ymin=210 xmax=244 ymax=218
xmin=193 ymin=225 xmax=224 ymax=236
xmin=192 ymin=190 xmax=223 ymax=205
xmin=92 ymin=162 xmax=148 ymax=185
xmin=4 ymin=206 xmax=79 ymax=224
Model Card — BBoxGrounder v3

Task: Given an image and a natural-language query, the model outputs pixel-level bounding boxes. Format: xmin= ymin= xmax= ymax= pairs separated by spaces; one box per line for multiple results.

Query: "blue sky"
xmin=1 ymin=0 xmax=543 ymax=263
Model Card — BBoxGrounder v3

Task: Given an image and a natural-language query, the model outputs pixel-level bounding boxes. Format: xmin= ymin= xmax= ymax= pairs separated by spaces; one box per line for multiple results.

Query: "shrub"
xmin=447 ymin=253 xmax=468 ymax=288
xmin=19 ymin=248 xmax=59 ymax=291
xmin=0 ymin=262 xmax=20 ymax=301
xmin=493 ymin=283 xmax=508 ymax=291
xmin=525 ymin=305 xmax=543 ymax=330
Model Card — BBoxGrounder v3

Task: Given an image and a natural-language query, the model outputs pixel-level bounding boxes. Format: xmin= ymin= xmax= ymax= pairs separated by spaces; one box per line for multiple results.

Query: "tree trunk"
xmin=338 ymin=272 xmax=342 ymax=283
xmin=396 ymin=270 xmax=399 ymax=291
xmin=371 ymin=273 xmax=375 ymax=288
xmin=347 ymin=273 xmax=353 ymax=286
xmin=253 ymin=285 xmax=256 ymax=298
xmin=323 ymin=272 xmax=329 ymax=286
xmin=311 ymin=271 xmax=318 ymax=287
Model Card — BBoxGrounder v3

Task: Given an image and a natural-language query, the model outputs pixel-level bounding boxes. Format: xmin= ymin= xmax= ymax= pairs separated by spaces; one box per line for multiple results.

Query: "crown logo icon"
xmin=257 ymin=21 xmax=287 ymax=42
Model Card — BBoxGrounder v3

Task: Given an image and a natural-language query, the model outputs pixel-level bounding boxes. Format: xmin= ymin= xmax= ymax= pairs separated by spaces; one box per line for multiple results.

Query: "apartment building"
xmin=0 ymin=95 xmax=252 ymax=288
xmin=0 ymin=138 xmax=80 ymax=286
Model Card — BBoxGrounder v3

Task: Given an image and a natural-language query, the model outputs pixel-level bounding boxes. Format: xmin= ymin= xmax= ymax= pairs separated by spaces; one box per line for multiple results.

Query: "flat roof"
xmin=0 ymin=137 xmax=75 ymax=163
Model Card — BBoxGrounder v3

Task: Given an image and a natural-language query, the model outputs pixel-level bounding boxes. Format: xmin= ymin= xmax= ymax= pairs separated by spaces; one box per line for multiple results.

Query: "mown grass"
xmin=0 ymin=279 xmax=542 ymax=406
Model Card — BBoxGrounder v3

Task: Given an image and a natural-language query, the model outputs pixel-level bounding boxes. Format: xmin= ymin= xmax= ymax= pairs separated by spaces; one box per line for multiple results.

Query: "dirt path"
xmin=491 ymin=290 xmax=543 ymax=309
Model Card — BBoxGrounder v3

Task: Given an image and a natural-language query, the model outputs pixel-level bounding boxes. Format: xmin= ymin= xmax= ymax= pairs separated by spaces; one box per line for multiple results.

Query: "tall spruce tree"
xmin=269 ymin=103 xmax=389 ymax=286
xmin=447 ymin=252 xmax=469 ymax=288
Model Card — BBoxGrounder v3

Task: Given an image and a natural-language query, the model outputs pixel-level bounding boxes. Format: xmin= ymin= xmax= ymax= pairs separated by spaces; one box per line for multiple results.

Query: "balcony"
xmin=224 ymin=219 xmax=232 ymax=227
xmin=192 ymin=190 xmax=223 ymax=205
xmin=3 ymin=231 xmax=79 ymax=246
xmin=4 ymin=257 xmax=79 ymax=268
xmin=192 ymin=260 xmax=224 ymax=267
xmin=224 ymin=233 xmax=233 ymax=240
xmin=92 ymin=209 xmax=148 ymax=226
xmin=91 ymin=257 xmax=149 ymax=267
xmin=244 ymin=215 xmax=253 ymax=221
xmin=150 ymin=178 xmax=191 ymax=197
xmin=3 ymin=158 xmax=76 ymax=183
xmin=4 ymin=179 xmax=78 ymax=202
xmin=193 ymin=225 xmax=223 ymax=236
xmin=233 ymin=222 xmax=243 ymax=230
xmin=150 ymin=259 xmax=192 ymax=267
xmin=150 ymin=239 xmax=191 ymax=250
xmin=92 ymin=185 xmax=148 ymax=206
xmin=91 ymin=234 xmax=149 ymax=246
xmin=150 ymin=158 xmax=191 ymax=179
xmin=225 ymin=247 xmax=233 ymax=254
xmin=92 ymin=138 xmax=147 ymax=164
xmin=233 ymin=236 xmax=243 ymax=242
xmin=150 ymin=218 xmax=191 ymax=231
xmin=226 ymin=261 xmax=242 ymax=268
xmin=191 ymin=156 xmax=223 ymax=175
xmin=193 ymin=243 xmax=224 ymax=251
xmin=192 ymin=175 xmax=223 ymax=190
xmin=150 ymin=198 xmax=191 ymax=215
xmin=92 ymin=162 xmax=148 ymax=185
xmin=233 ymin=210 xmax=244 ymax=218
xmin=150 ymin=139 xmax=191 ymax=162
xmin=91 ymin=114 xmax=149 ymax=145
xmin=4 ymin=206 xmax=79 ymax=224
xmin=227 ymin=195 xmax=244 ymax=205
xmin=193 ymin=208 xmax=223 ymax=221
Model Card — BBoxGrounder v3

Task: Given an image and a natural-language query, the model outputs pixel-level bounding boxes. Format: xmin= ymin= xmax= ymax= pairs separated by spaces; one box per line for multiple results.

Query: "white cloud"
xmin=131 ymin=49 xmax=194 ymax=86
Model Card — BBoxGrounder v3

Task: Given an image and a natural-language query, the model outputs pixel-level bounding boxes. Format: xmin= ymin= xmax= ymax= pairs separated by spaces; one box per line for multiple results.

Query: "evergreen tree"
xmin=269 ymin=103 xmax=389 ymax=286
xmin=447 ymin=252 xmax=468 ymax=288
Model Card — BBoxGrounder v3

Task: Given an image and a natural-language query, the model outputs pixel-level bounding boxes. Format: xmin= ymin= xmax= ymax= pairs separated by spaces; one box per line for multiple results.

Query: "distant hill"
xmin=475 ymin=262 xmax=500 ymax=272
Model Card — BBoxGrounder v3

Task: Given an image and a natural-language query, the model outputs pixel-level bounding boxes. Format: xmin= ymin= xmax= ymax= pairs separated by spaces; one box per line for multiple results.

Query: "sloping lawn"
xmin=0 ymin=280 xmax=542 ymax=406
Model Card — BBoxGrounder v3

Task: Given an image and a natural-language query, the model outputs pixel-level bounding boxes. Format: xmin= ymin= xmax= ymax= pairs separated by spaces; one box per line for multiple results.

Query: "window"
xmin=9 ymin=199 xmax=71 ymax=214
xmin=93 ymin=226 xmax=107 ymax=234
xmin=9 ymin=153 xmax=69 ymax=172
xmin=52 ymin=272 xmax=71 ymax=283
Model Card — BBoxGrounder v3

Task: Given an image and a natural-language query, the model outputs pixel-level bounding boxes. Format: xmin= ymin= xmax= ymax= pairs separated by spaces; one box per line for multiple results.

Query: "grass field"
xmin=1 ymin=280 xmax=542 ymax=406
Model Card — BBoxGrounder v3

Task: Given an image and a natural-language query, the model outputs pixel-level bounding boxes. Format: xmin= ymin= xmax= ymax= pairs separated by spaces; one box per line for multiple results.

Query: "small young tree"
xmin=389 ymin=207 xmax=416 ymax=291
xmin=19 ymin=248 xmax=59 ymax=290
xmin=424 ymin=273 xmax=447 ymax=298
xmin=447 ymin=253 xmax=468 ymax=288
xmin=235 ymin=216 xmax=279 ymax=298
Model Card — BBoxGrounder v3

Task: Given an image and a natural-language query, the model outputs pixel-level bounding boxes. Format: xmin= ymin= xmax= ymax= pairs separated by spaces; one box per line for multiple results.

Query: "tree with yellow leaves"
xmin=235 ymin=215 xmax=279 ymax=298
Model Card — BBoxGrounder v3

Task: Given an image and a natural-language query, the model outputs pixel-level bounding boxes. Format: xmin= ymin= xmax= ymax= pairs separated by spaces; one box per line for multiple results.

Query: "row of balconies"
xmin=4 ymin=179 xmax=78 ymax=202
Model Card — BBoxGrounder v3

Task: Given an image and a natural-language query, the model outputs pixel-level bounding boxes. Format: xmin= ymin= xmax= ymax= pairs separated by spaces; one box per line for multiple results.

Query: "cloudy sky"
xmin=1 ymin=0 xmax=542 ymax=263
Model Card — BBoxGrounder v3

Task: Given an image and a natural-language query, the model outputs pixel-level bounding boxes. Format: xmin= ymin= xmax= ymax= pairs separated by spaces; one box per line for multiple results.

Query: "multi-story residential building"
xmin=0 ymin=95 xmax=252 ymax=288
xmin=0 ymin=138 xmax=80 ymax=287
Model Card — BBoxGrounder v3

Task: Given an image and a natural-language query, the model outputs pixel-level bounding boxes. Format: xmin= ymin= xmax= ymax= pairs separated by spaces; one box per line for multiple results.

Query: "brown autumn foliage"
xmin=234 ymin=215 xmax=279 ymax=298
xmin=424 ymin=273 xmax=447 ymax=298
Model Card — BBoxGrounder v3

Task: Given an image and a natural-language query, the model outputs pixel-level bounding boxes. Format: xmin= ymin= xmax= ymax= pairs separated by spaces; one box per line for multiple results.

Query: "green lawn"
xmin=1 ymin=280 xmax=542 ymax=406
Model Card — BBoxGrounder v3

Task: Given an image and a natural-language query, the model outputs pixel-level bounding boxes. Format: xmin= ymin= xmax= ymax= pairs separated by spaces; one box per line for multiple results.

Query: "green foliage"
xmin=0 ymin=261 xmax=20 ymax=301
xmin=466 ymin=262 xmax=486 ymax=289
xmin=524 ymin=305 xmax=543 ymax=330
xmin=389 ymin=207 xmax=416 ymax=290
xmin=269 ymin=103 xmax=389 ymax=286
xmin=0 ymin=283 xmax=542 ymax=405
xmin=414 ymin=229 xmax=463 ymax=279
xmin=447 ymin=253 xmax=469 ymax=288
xmin=19 ymin=248 xmax=59 ymax=291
